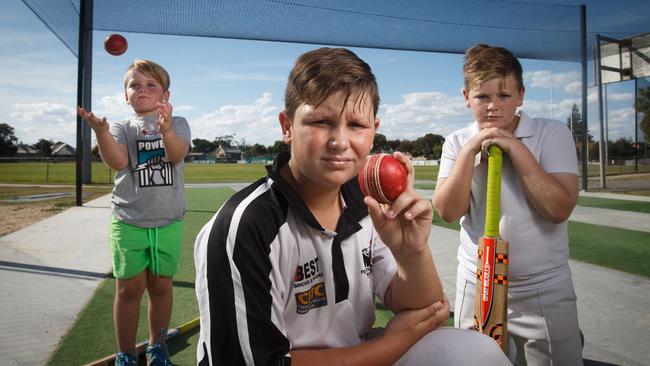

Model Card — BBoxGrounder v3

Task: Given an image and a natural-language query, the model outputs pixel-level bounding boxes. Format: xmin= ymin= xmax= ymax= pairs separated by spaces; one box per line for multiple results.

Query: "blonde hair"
xmin=463 ymin=44 xmax=523 ymax=91
xmin=123 ymin=59 xmax=170 ymax=90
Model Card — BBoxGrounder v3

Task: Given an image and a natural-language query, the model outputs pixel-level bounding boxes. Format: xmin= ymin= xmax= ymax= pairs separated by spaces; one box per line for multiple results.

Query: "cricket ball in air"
xmin=104 ymin=34 xmax=128 ymax=56
xmin=358 ymin=153 xmax=407 ymax=204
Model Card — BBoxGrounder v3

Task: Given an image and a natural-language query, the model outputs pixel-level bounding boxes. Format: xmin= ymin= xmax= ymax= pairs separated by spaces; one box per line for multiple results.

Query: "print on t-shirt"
xmin=135 ymin=138 xmax=173 ymax=187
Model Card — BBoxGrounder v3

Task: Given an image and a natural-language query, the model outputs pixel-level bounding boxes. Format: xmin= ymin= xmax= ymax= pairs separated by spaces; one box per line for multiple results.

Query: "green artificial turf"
xmin=567 ymin=221 xmax=650 ymax=277
xmin=432 ymin=217 xmax=649 ymax=278
xmin=577 ymin=196 xmax=650 ymax=214
xmin=47 ymin=187 xmax=233 ymax=366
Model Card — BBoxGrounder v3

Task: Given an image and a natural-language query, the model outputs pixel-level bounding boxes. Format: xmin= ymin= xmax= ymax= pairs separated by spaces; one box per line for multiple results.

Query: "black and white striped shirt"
xmin=194 ymin=152 xmax=397 ymax=365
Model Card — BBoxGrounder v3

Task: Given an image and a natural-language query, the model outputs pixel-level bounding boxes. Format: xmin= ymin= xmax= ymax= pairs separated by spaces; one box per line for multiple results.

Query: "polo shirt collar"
xmin=266 ymin=151 xmax=369 ymax=237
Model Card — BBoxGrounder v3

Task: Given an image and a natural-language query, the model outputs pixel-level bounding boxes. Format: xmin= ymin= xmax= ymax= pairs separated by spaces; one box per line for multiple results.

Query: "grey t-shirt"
xmin=110 ymin=115 xmax=191 ymax=228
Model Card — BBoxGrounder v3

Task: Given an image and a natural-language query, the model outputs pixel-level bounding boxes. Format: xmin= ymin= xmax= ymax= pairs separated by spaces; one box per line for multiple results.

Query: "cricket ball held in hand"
xmin=104 ymin=34 xmax=128 ymax=56
xmin=358 ymin=153 xmax=407 ymax=204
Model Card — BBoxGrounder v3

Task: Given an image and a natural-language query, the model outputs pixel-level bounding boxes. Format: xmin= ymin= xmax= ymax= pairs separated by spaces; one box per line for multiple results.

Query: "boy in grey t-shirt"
xmin=77 ymin=59 xmax=190 ymax=366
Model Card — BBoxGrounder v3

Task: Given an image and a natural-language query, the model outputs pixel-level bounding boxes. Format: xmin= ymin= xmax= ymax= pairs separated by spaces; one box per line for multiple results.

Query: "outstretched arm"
xmin=156 ymin=101 xmax=189 ymax=162
xmin=77 ymin=107 xmax=128 ymax=170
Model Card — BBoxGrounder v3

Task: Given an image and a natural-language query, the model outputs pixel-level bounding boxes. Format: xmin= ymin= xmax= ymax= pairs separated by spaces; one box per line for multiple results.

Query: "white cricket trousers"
xmin=455 ymin=270 xmax=583 ymax=366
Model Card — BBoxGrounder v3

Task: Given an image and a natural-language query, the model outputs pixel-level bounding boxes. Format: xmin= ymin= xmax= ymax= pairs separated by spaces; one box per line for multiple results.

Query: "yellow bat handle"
xmin=485 ymin=145 xmax=503 ymax=238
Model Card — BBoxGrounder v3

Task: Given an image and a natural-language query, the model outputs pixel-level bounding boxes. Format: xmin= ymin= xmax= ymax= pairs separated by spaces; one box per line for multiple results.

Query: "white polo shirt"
xmin=194 ymin=152 xmax=397 ymax=365
xmin=438 ymin=111 xmax=578 ymax=291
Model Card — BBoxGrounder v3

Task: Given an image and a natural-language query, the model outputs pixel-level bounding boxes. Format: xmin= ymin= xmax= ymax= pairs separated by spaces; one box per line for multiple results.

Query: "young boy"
xmin=194 ymin=47 xmax=510 ymax=366
xmin=77 ymin=59 xmax=191 ymax=366
xmin=433 ymin=44 xmax=583 ymax=365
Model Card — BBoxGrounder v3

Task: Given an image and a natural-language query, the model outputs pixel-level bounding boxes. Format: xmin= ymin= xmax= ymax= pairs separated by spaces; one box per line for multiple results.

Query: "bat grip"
xmin=484 ymin=145 xmax=503 ymax=238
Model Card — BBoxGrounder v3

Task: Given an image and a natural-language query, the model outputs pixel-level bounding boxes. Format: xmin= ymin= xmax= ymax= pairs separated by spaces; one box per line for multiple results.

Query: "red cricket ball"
xmin=358 ymin=153 xmax=407 ymax=204
xmin=104 ymin=34 xmax=128 ymax=56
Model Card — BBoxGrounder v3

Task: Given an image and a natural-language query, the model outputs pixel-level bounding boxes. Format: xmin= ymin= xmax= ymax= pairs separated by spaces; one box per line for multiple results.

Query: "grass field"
xmin=3 ymin=160 xmax=648 ymax=185
xmin=0 ymin=161 xmax=440 ymax=184
xmin=576 ymin=196 xmax=650 ymax=214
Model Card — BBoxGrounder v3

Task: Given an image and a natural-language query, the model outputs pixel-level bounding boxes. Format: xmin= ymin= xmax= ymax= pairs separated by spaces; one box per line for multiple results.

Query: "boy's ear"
xmin=279 ymin=111 xmax=292 ymax=144
xmin=163 ymin=90 xmax=170 ymax=102
xmin=462 ymin=89 xmax=470 ymax=108
xmin=517 ymin=86 xmax=525 ymax=107
xmin=125 ymin=91 xmax=129 ymax=104
xmin=374 ymin=117 xmax=381 ymax=131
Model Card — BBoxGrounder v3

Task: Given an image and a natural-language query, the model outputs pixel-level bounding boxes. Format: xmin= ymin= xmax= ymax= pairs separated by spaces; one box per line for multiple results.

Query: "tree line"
xmin=191 ymin=132 xmax=446 ymax=160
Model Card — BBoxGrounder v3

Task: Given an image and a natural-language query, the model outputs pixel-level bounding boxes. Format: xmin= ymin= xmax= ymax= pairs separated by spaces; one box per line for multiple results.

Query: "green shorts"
xmin=109 ymin=217 xmax=184 ymax=279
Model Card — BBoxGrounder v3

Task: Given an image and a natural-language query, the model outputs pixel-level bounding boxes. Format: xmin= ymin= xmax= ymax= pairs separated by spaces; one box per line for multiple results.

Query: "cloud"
xmin=524 ymin=70 xmax=580 ymax=89
xmin=191 ymin=92 xmax=281 ymax=146
xmin=378 ymin=91 xmax=471 ymax=139
xmin=9 ymin=102 xmax=76 ymax=144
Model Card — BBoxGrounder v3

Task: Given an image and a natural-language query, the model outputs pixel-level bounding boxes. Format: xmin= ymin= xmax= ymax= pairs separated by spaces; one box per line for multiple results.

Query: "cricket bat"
xmin=474 ymin=145 xmax=509 ymax=353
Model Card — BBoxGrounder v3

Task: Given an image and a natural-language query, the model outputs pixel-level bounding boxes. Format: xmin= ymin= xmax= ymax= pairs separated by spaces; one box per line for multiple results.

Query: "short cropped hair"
xmin=123 ymin=59 xmax=171 ymax=91
xmin=284 ymin=47 xmax=379 ymax=118
xmin=463 ymin=44 xmax=523 ymax=91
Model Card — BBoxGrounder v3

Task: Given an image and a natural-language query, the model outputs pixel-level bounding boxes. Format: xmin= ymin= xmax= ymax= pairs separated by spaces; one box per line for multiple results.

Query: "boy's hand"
xmin=156 ymin=101 xmax=174 ymax=134
xmin=364 ymin=152 xmax=432 ymax=259
xmin=464 ymin=127 xmax=512 ymax=155
xmin=384 ymin=299 xmax=447 ymax=343
xmin=479 ymin=135 xmax=521 ymax=158
xmin=77 ymin=106 xmax=109 ymax=134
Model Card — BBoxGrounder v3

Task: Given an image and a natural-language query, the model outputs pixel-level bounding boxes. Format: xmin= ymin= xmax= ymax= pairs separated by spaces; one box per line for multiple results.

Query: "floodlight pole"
xmin=75 ymin=0 xmax=93 ymax=206
xmin=596 ymin=34 xmax=607 ymax=188
xmin=580 ymin=5 xmax=589 ymax=191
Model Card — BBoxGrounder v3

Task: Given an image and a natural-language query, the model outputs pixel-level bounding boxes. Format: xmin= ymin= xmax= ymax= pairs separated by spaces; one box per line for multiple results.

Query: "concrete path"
xmin=0 ymin=194 xmax=112 ymax=366
xmin=0 ymin=185 xmax=648 ymax=365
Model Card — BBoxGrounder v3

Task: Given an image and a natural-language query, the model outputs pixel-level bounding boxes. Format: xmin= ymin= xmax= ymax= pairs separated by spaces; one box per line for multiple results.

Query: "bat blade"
xmin=474 ymin=145 xmax=509 ymax=353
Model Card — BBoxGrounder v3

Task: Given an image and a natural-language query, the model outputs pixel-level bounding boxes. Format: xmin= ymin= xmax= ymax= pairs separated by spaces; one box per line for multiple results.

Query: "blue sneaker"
xmin=146 ymin=343 xmax=173 ymax=366
xmin=115 ymin=352 xmax=137 ymax=366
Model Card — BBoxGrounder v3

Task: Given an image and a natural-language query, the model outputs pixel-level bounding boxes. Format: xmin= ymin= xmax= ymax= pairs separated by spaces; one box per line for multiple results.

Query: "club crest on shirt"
xmin=360 ymin=243 xmax=373 ymax=277
xmin=295 ymin=282 xmax=327 ymax=314
xmin=135 ymin=138 xmax=173 ymax=187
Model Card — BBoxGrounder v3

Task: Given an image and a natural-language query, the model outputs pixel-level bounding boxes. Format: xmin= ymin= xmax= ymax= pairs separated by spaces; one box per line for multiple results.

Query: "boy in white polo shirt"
xmin=194 ymin=47 xmax=510 ymax=366
xmin=433 ymin=44 xmax=583 ymax=365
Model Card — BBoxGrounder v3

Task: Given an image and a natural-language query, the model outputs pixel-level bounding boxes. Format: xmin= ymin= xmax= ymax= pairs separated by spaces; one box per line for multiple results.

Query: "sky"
xmin=0 ymin=0 xmax=641 ymax=149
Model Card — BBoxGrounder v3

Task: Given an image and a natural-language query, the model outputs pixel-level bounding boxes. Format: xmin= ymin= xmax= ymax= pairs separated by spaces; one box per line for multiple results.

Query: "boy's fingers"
xmin=364 ymin=196 xmax=387 ymax=228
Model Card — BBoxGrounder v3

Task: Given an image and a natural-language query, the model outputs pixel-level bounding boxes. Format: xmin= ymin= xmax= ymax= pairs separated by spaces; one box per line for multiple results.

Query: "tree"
xmin=412 ymin=133 xmax=444 ymax=159
xmin=0 ymin=123 xmax=18 ymax=157
xmin=372 ymin=133 xmax=388 ymax=153
xmin=32 ymin=139 xmax=53 ymax=157
xmin=192 ymin=138 xmax=217 ymax=153
xmin=635 ymin=86 xmax=650 ymax=141
xmin=267 ymin=140 xmax=289 ymax=155
xmin=566 ymin=104 xmax=593 ymax=143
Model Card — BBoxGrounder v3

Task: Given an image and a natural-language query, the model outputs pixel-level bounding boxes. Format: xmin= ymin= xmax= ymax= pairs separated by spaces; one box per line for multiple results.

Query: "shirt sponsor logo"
xmin=295 ymin=282 xmax=327 ymax=314
xmin=293 ymin=257 xmax=323 ymax=288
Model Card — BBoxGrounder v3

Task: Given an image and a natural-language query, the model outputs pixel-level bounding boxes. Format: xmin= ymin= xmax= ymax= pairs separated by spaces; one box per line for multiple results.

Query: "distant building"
xmin=16 ymin=144 xmax=38 ymax=157
xmin=217 ymin=145 xmax=242 ymax=161
xmin=51 ymin=142 xmax=76 ymax=157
